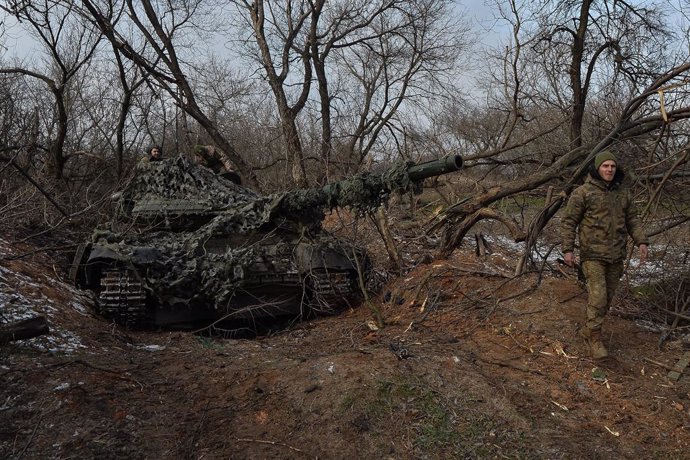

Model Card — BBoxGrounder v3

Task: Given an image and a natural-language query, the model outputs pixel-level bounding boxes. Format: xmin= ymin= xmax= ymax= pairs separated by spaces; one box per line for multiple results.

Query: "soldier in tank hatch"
xmin=135 ymin=145 xmax=164 ymax=168
xmin=147 ymin=145 xmax=163 ymax=161
xmin=561 ymin=150 xmax=649 ymax=359
xmin=193 ymin=144 xmax=242 ymax=185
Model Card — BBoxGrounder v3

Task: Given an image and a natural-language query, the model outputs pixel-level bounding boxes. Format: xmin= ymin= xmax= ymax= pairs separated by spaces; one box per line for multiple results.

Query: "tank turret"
xmin=70 ymin=154 xmax=463 ymax=329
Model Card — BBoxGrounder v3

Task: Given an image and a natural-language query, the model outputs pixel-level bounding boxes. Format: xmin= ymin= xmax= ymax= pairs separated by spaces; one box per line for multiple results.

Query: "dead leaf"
xmin=255 ymin=410 xmax=269 ymax=424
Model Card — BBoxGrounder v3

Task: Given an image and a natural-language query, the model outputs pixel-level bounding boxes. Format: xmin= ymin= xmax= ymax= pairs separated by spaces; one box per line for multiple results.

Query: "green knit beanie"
xmin=594 ymin=150 xmax=617 ymax=169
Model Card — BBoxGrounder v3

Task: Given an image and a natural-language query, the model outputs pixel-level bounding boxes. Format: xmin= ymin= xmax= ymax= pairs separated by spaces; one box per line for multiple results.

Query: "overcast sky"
xmin=1 ymin=1 xmax=510 ymax=60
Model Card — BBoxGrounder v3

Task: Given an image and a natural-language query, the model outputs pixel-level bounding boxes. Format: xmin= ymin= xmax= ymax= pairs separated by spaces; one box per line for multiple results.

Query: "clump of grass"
xmin=340 ymin=378 xmax=513 ymax=457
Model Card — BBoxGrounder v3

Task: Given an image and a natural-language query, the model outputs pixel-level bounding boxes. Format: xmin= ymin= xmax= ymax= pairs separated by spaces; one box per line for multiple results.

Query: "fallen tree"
xmin=435 ymin=61 xmax=690 ymax=270
xmin=0 ymin=316 xmax=50 ymax=345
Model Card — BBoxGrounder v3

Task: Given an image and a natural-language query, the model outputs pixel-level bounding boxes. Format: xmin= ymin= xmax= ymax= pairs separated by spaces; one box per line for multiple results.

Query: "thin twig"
xmin=190 ymin=299 xmax=293 ymax=334
xmin=10 ymin=160 xmax=69 ymax=217
xmin=498 ymin=284 xmax=538 ymax=303
xmin=235 ymin=437 xmax=306 ymax=454
xmin=559 ymin=289 xmax=586 ymax=304
xmin=643 ymin=357 xmax=675 ymax=372
xmin=0 ymin=244 xmax=78 ymax=261
xmin=403 ymin=291 xmax=442 ymax=333
xmin=475 ymin=357 xmax=545 ymax=375
xmin=504 ymin=330 xmax=534 ymax=354
xmin=15 ymin=403 xmax=61 ymax=460
xmin=183 ymin=402 xmax=210 ymax=459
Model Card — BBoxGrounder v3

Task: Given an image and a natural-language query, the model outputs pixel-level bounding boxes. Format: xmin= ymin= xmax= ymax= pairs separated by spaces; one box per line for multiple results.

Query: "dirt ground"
xmin=1 ymin=231 xmax=690 ymax=459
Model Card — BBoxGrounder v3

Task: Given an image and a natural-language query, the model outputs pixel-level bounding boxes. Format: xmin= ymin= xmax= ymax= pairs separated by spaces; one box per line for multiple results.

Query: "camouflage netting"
xmin=91 ymin=156 xmax=374 ymax=312
xmin=122 ymin=156 xmax=258 ymax=213
xmin=93 ymin=223 xmax=359 ymax=313
xmin=78 ymin=156 xmax=462 ymax=317
xmin=276 ymin=161 xmax=417 ymax=222
xmin=120 ymin=155 xmax=418 ymax=232
xmin=78 ymin=154 xmax=461 ymax=322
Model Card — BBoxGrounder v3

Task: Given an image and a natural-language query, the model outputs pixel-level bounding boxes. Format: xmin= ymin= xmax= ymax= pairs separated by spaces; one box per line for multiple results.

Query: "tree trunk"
xmin=115 ymin=90 xmax=131 ymax=179
xmin=569 ymin=0 xmax=592 ymax=148
xmin=372 ymin=206 xmax=402 ymax=272
xmin=283 ymin=118 xmax=308 ymax=187
xmin=47 ymin=87 xmax=69 ymax=180
xmin=0 ymin=316 xmax=50 ymax=345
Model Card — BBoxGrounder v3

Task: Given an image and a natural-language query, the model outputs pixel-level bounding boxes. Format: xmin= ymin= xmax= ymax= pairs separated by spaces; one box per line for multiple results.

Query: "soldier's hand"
xmin=564 ymin=252 xmax=575 ymax=267
xmin=638 ymin=244 xmax=648 ymax=265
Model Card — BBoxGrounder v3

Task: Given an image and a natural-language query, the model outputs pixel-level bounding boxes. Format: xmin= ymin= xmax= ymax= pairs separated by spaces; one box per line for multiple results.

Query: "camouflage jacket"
xmin=561 ymin=171 xmax=648 ymax=263
xmin=199 ymin=146 xmax=235 ymax=175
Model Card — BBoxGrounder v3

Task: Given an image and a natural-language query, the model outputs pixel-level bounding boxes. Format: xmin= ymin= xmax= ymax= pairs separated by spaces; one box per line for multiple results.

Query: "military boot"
xmin=579 ymin=327 xmax=609 ymax=359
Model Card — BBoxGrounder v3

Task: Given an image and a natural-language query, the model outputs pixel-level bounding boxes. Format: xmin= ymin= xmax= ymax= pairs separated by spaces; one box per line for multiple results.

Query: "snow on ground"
xmin=487 ymin=234 xmax=679 ymax=285
xmin=0 ymin=241 xmax=91 ymax=353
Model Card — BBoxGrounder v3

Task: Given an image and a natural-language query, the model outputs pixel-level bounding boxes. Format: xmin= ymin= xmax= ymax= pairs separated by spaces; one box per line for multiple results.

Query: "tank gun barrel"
xmin=275 ymin=154 xmax=463 ymax=222
xmin=406 ymin=154 xmax=463 ymax=182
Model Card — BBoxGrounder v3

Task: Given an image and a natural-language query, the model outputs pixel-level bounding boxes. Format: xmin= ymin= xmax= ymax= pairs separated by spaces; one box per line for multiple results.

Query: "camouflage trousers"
xmin=581 ymin=260 xmax=624 ymax=331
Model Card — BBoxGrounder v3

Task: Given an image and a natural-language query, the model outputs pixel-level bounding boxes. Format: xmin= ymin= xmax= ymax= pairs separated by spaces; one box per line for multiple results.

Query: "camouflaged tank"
xmin=70 ymin=154 xmax=463 ymax=328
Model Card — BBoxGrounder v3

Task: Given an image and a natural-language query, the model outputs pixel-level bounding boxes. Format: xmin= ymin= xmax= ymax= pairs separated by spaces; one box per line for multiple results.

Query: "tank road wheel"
xmin=98 ymin=268 xmax=149 ymax=328
xmin=305 ymin=270 xmax=357 ymax=314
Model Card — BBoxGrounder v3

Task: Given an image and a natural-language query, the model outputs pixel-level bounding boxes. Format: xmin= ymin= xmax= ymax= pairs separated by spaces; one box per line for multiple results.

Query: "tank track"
xmin=307 ymin=270 xmax=357 ymax=313
xmin=98 ymin=269 xmax=149 ymax=328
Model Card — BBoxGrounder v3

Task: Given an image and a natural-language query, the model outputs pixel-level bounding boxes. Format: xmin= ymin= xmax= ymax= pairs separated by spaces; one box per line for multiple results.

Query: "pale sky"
xmin=0 ymin=1 xmax=509 ymax=62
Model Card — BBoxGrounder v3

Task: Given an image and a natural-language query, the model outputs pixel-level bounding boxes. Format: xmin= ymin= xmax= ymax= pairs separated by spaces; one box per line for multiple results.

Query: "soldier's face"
xmin=598 ymin=160 xmax=616 ymax=183
xmin=150 ymin=148 xmax=161 ymax=159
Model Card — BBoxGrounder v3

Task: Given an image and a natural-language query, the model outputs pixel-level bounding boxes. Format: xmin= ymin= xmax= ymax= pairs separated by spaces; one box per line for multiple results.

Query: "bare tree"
xmin=77 ymin=0 xmax=262 ymax=187
xmin=426 ymin=0 xmax=687 ymax=260
xmin=230 ymin=0 xmax=313 ymax=186
xmin=491 ymin=0 xmax=670 ymax=148
xmin=307 ymin=0 xmax=465 ymax=167
xmin=436 ymin=60 xmax=690 ymax=261
xmin=0 ymin=0 xmax=102 ymax=180
xmin=229 ymin=0 xmax=467 ymax=184
xmin=110 ymin=37 xmax=147 ymax=177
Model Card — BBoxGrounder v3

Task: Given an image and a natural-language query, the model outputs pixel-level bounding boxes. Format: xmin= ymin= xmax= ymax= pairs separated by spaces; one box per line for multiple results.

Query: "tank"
xmin=69 ymin=154 xmax=463 ymax=329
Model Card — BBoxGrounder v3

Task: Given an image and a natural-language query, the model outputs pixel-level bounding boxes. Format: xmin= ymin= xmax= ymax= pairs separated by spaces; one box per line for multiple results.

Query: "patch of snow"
xmin=136 ymin=344 xmax=166 ymax=352
xmin=0 ymin=239 xmax=11 ymax=257
xmin=71 ymin=300 xmax=90 ymax=315
xmin=487 ymin=234 xmax=562 ymax=263
xmin=1 ymin=243 xmax=90 ymax=353
xmin=635 ymin=320 xmax=664 ymax=333
xmin=54 ymin=383 xmax=70 ymax=391
xmin=36 ymin=333 xmax=87 ymax=354
xmin=486 ymin=234 xmax=688 ymax=288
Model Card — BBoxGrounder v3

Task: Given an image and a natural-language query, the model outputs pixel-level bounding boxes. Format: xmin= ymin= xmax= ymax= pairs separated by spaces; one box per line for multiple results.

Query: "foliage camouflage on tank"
xmin=71 ymin=154 xmax=462 ymax=329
